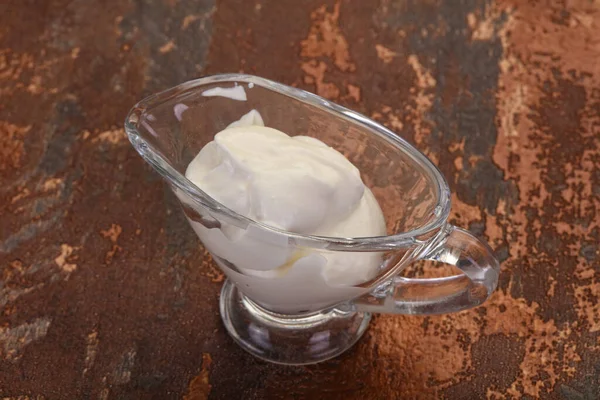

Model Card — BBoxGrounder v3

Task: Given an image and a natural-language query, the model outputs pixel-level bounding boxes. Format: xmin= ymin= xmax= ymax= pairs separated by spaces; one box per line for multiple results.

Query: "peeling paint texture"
xmin=1 ymin=0 xmax=599 ymax=398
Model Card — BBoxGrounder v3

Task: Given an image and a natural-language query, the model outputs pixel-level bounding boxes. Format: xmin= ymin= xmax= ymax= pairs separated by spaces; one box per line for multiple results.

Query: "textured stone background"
xmin=1 ymin=0 xmax=599 ymax=399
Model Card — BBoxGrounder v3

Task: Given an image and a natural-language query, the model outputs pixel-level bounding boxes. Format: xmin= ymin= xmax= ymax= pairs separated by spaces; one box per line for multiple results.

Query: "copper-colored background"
xmin=1 ymin=0 xmax=599 ymax=399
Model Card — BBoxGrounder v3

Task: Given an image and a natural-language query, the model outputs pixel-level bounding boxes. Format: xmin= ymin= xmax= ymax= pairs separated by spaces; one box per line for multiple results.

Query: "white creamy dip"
xmin=184 ymin=110 xmax=386 ymax=312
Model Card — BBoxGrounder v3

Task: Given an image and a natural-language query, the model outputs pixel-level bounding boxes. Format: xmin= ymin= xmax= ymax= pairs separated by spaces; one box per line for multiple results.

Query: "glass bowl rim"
xmin=124 ymin=73 xmax=451 ymax=250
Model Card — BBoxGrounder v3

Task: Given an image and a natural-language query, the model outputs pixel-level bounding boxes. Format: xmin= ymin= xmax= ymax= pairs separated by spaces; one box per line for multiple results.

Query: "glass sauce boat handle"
xmin=353 ymin=225 xmax=500 ymax=315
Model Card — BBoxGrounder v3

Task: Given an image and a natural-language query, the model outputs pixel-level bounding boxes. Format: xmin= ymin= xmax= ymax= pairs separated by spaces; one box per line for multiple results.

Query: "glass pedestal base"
xmin=219 ymin=279 xmax=371 ymax=365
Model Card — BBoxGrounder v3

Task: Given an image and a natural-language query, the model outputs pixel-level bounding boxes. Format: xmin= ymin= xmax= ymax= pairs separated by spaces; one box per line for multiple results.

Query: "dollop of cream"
xmin=184 ymin=110 xmax=386 ymax=312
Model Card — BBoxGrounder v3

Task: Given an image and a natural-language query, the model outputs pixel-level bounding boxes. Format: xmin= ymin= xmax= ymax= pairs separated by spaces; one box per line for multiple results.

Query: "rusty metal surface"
xmin=1 ymin=0 xmax=599 ymax=398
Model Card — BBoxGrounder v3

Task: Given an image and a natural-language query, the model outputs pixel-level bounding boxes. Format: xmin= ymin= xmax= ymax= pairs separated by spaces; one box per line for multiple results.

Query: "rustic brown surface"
xmin=1 ymin=0 xmax=599 ymax=398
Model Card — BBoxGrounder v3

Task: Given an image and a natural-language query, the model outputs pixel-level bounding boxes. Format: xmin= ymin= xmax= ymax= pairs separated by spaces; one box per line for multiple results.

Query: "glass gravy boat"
xmin=125 ymin=74 xmax=499 ymax=365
